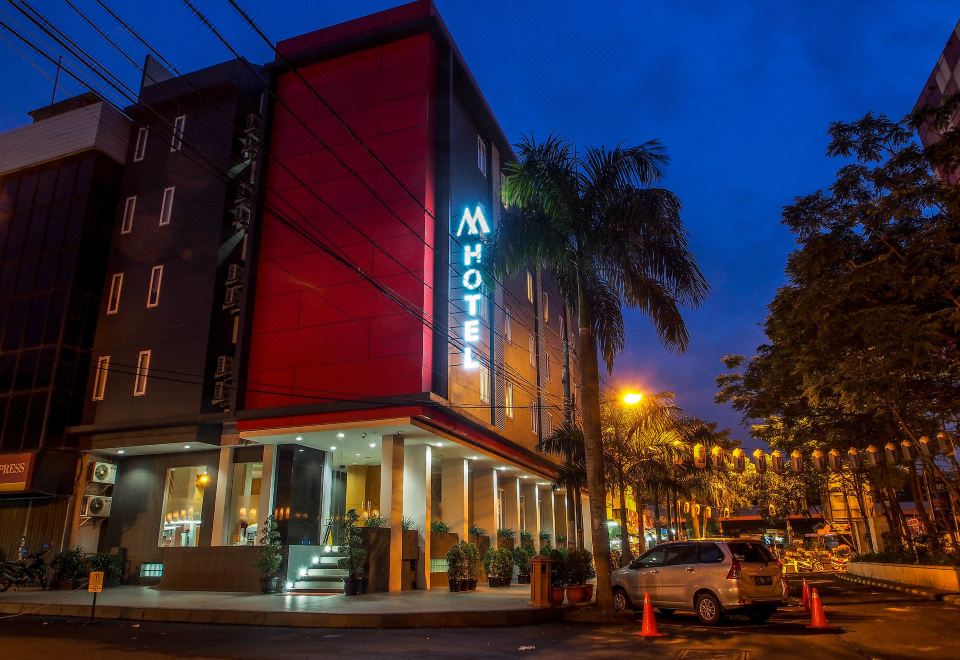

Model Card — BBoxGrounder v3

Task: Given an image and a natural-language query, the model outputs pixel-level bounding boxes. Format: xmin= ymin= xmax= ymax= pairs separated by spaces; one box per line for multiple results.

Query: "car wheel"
xmin=747 ymin=607 xmax=776 ymax=623
xmin=612 ymin=588 xmax=632 ymax=613
xmin=695 ymin=592 xmax=723 ymax=625
xmin=658 ymin=608 xmax=676 ymax=616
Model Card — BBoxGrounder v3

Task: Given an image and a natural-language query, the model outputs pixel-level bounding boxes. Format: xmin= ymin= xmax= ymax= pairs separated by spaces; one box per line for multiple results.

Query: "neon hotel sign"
xmin=455 ymin=206 xmax=490 ymax=369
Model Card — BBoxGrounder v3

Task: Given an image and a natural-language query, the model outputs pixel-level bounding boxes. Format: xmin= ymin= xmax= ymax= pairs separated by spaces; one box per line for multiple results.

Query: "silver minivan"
xmin=611 ymin=539 xmax=788 ymax=624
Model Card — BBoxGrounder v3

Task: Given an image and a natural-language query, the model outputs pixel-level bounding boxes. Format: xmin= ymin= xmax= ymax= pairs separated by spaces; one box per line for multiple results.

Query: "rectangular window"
xmin=478 ymin=295 xmax=488 ymax=321
xmin=133 ymin=349 xmax=151 ymax=396
xmin=528 ymin=334 xmax=536 ymax=367
xmin=92 ymin=356 xmax=110 ymax=401
xmin=504 ymin=306 xmax=512 ymax=343
xmin=158 ymin=465 xmax=207 ymax=548
xmin=121 ymin=196 xmax=136 ymax=234
xmin=477 ymin=134 xmax=486 ymax=176
xmin=159 ymin=187 xmax=175 ymax=225
xmin=133 ymin=126 xmax=148 ymax=162
xmin=505 ymin=382 xmax=514 ymax=419
xmin=226 ymin=462 xmax=262 ymax=545
xmin=147 ymin=265 xmax=163 ymax=308
xmin=545 ymin=412 xmax=553 ymax=436
xmin=542 ymin=292 xmax=549 ymax=323
xmin=531 ymin=403 xmax=539 ymax=435
xmin=526 ymin=271 xmax=534 ymax=303
xmin=544 ymin=352 xmax=552 ymax=382
xmin=170 ymin=115 xmax=185 ymax=152
xmin=106 ymin=273 xmax=123 ymax=315
xmin=497 ymin=488 xmax=505 ymax=529
xmin=480 ymin=365 xmax=490 ymax=404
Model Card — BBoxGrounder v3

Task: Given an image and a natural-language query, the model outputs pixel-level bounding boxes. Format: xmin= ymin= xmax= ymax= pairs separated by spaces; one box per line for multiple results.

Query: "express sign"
xmin=456 ymin=206 xmax=490 ymax=370
xmin=0 ymin=452 xmax=34 ymax=492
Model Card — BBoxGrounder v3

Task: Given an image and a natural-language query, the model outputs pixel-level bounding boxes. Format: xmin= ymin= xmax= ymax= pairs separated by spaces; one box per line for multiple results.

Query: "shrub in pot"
xmin=548 ymin=548 xmax=568 ymax=606
xmin=430 ymin=520 xmax=451 ymax=534
xmin=86 ymin=552 xmax=123 ymax=587
xmin=538 ymin=531 xmax=552 ymax=549
xmin=254 ymin=516 xmax=284 ymax=594
xmin=497 ymin=528 xmax=516 ymax=550
xmin=495 ymin=548 xmax=515 ymax=587
xmin=338 ymin=509 xmax=368 ymax=596
xmin=464 ymin=542 xmax=481 ymax=590
xmin=51 ymin=547 xmax=85 ymax=590
xmin=445 ymin=542 xmax=468 ymax=592
xmin=564 ymin=547 xmax=595 ymax=605
xmin=514 ymin=545 xmax=535 ymax=584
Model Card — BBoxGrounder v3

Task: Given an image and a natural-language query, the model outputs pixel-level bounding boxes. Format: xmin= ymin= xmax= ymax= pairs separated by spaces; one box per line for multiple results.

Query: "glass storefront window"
xmin=158 ymin=465 xmax=207 ymax=548
xmin=227 ymin=462 xmax=262 ymax=545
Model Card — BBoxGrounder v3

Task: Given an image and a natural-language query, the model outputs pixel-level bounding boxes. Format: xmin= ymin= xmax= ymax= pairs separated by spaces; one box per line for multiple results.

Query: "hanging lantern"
xmin=771 ymin=450 xmax=784 ymax=474
xmin=847 ymin=447 xmax=862 ymax=471
xmin=722 ymin=507 xmax=731 ymax=518
xmin=936 ymin=431 xmax=955 ymax=455
xmin=693 ymin=444 xmax=707 ymax=469
xmin=827 ymin=448 xmax=843 ymax=472
xmin=732 ymin=448 xmax=745 ymax=473
xmin=790 ymin=450 xmax=803 ymax=473
xmin=683 ymin=501 xmax=691 ymax=514
xmin=711 ymin=445 xmax=726 ymax=469
xmin=919 ymin=436 xmax=934 ymax=457
xmin=811 ymin=449 xmax=826 ymax=472
xmin=768 ymin=503 xmax=777 ymax=517
xmin=884 ymin=442 xmax=899 ymax=464
xmin=752 ymin=449 xmax=767 ymax=473
xmin=900 ymin=440 xmax=916 ymax=463
xmin=866 ymin=445 xmax=881 ymax=468
xmin=705 ymin=506 xmax=712 ymax=518
xmin=693 ymin=503 xmax=702 ymax=516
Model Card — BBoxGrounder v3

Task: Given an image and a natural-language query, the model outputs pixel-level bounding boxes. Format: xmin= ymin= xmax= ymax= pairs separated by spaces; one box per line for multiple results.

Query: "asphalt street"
xmin=0 ymin=575 xmax=956 ymax=659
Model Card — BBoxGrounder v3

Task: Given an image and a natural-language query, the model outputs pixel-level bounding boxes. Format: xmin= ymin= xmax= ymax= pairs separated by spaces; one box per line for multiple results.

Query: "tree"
xmin=492 ymin=135 xmax=707 ymax=612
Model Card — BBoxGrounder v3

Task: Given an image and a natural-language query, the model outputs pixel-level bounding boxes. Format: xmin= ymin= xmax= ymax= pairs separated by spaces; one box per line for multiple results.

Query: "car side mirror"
xmin=629 ymin=559 xmax=642 ymax=570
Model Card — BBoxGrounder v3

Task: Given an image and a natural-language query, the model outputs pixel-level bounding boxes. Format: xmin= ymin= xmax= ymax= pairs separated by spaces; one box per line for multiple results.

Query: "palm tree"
xmin=492 ymin=135 xmax=707 ymax=613
xmin=538 ymin=419 xmax=585 ymax=546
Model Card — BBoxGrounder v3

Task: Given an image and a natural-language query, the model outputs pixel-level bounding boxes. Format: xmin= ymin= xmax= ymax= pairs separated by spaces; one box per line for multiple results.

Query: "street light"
xmin=623 ymin=391 xmax=643 ymax=405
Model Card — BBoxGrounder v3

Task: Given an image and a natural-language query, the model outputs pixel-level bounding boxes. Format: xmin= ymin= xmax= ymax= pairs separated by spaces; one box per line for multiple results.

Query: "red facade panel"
xmin=245 ymin=34 xmax=437 ymax=410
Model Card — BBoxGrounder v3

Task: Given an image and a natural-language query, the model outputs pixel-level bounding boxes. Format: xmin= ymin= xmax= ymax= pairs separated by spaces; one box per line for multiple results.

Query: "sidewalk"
xmin=0 ymin=584 xmax=561 ymax=628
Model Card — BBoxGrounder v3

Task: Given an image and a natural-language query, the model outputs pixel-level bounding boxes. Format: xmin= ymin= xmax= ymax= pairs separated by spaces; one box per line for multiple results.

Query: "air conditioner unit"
xmin=224 ymin=286 xmax=241 ymax=307
xmin=226 ymin=264 xmax=242 ymax=284
xmin=90 ymin=461 xmax=118 ymax=485
xmin=215 ymin=355 xmax=233 ymax=377
xmin=212 ymin=381 xmax=229 ymax=405
xmin=82 ymin=495 xmax=112 ymax=518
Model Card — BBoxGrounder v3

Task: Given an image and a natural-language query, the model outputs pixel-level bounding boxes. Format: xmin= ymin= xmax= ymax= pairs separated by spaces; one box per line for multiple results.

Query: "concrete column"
xmin=582 ymin=493 xmax=593 ymax=552
xmin=380 ymin=434 xmax=405 ymax=592
xmin=521 ymin=481 xmax=540 ymax=544
xmin=501 ymin=476 xmax=521 ymax=534
xmin=472 ymin=467 xmax=499 ymax=547
xmin=69 ymin=453 xmax=98 ymax=552
xmin=554 ymin=490 xmax=568 ymax=544
xmin=441 ymin=458 xmax=469 ymax=540
xmin=404 ymin=444 xmax=431 ymax=589
xmin=210 ymin=446 xmax=235 ymax=546
xmin=538 ymin=487 xmax=554 ymax=548
xmin=256 ymin=444 xmax=277 ymax=528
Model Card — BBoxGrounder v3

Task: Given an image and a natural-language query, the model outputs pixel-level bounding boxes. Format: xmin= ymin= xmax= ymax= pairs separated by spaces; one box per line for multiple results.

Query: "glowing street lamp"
xmin=623 ymin=391 xmax=643 ymax=405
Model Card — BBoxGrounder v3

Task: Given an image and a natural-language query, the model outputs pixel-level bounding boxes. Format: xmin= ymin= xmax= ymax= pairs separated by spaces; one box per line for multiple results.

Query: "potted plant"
xmin=365 ymin=514 xmax=387 ymax=528
xmin=548 ymin=548 xmax=567 ymax=606
xmin=497 ymin=528 xmax=516 ymax=549
xmin=430 ymin=520 xmax=451 ymax=534
xmin=86 ymin=552 xmax=123 ymax=587
xmin=564 ymin=547 xmax=595 ymax=605
xmin=254 ymin=516 xmax=283 ymax=593
xmin=538 ymin=531 xmax=552 ymax=549
xmin=464 ymin=542 xmax=481 ymax=590
xmin=519 ymin=530 xmax=534 ymax=548
xmin=469 ymin=524 xmax=487 ymax=543
xmin=445 ymin=542 xmax=466 ymax=592
xmin=338 ymin=509 xmax=368 ymax=596
xmin=51 ymin=547 xmax=85 ymax=590
xmin=513 ymin=545 xmax=535 ymax=584
xmin=495 ymin=548 xmax=515 ymax=587
xmin=556 ymin=533 xmax=567 ymax=547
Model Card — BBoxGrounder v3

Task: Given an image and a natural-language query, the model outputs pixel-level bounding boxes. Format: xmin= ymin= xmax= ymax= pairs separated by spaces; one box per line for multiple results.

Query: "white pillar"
xmin=502 ymin=476 xmax=521 ymax=535
xmin=582 ymin=493 xmax=594 ymax=552
xmin=256 ymin=444 xmax=277 ymax=528
xmin=404 ymin=444 xmax=431 ymax=589
xmin=441 ymin=458 xmax=469 ymax=541
xmin=380 ymin=434 xmax=405 ymax=592
xmin=472 ymin=467 xmax=499 ymax=547
xmin=521 ymin=480 xmax=540 ymax=545
xmin=210 ymin=446 xmax=234 ymax=546
xmin=538 ymin=487 xmax=554 ymax=548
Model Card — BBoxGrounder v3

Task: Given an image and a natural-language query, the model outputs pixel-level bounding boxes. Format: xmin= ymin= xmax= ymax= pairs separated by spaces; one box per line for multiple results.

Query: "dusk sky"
xmin=1 ymin=1 xmax=957 ymax=446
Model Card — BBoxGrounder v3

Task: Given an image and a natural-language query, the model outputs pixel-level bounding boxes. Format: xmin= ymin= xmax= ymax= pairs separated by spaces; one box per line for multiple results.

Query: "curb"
xmin=0 ymin=601 xmax=563 ymax=629
xmin=836 ymin=572 xmax=960 ymax=604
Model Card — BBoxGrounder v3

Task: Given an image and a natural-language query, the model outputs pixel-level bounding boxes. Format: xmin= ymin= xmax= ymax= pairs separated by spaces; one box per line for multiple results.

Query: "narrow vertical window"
xmin=526 ymin=271 xmax=534 ymax=303
xmin=505 ymin=382 xmax=514 ymax=419
xmin=147 ymin=265 xmax=163 ymax=308
xmin=545 ymin=412 xmax=553 ymax=436
xmin=159 ymin=186 xmax=175 ymax=226
xmin=542 ymin=292 xmax=549 ymax=323
xmin=121 ymin=196 xmax=136 ymax=234
xmin=133 ymin=126 xmax=148 ymax=162
xmin=170 ymin=114 xmax=186 ymax=152
xmin=92 ymin=356 xmax=110 ymax=401
xmin=477 ymin=134 xmax=486 ymax=176
xmin=504 ymin=306 xmax=512 ymax=343
xmin=106 ymin=273 xmax=123 ymax=315
xmin=232 ymin=315 xmax=240 ymax=344
xmin=531 ymin=403 xmax=539 ymax=435
xmin=479 ymin=365 xmax=490 ymax=403
xmin=544 ymin=352 xmax=552 ymax=382
xmin=134 ymin=350 xmax=151 ymax=396
xmin=528 ymin=333 xmax=536 ymax=367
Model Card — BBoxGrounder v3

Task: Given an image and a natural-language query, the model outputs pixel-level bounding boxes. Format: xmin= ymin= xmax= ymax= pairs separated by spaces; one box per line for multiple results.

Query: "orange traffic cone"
xmin=635 ymin=592 xmax=666 ymax=638
xmin=801 ymin=579 xmax=810 ymax=612
xmin=807 ymin=587 xmax=831 ymax=629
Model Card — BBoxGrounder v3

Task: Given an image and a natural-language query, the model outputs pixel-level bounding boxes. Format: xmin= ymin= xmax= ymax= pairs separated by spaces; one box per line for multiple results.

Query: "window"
xmin=545 ymin=412 xmax=553 ymax=436
xmin=147 ymin=265 xmax=163 ymax=308
xmin=133 ymin=126 xmax=148 ymax=162
xmin=504 ymin=306 xmax=512 ymax=343
xmin=477 ymin=134 xmax=486 ymax=176
xmin=528 ymin=334 xmax=536 ymax=367
xmin=92 ymin=356 xmax=110 ymax=401
xmin=133 ymin=349 xmax=151 ymax=396
xmin=544 ymin=352 xmax=552 ymax=382
xmin=121 ymin=196 xmax=136 ymax=234
xmin=227 ymin=462 xmax=262 ymax=545
xmin=664 ymin=543 xmax=699 ymax=566
xmin=170 ymin=114 xmax=186 ymax=152
xmin=542 ymin=292 xmax=549 ymax=323
xmin=698 ymin=542 xmax=724 ymax=563
xmin=726 ymin=541 xmax=775 ymax=563
xmin=505 ymin=382 xmax=514 ymax=419
xmin=158 ymin=465 xmax=207 ymax=548
xmin=526 ymin=271 xmax=534 ymax=303
xmin=479 ymin=365 xmax=490 ymax=403
xmin=634 ymin=547 xmax=667 ymax=569
xmin=497 ymin=488 xmax=505 ymax=529
xmin=531 ymin=404 xmax=539 ymax=435
xmin=478 ymin=295 xmax=487 ymax=321
xmin=106 ymin=273 xmax=123 ymax=315
xmin=160 ymin=187 xmax=175 ymax=225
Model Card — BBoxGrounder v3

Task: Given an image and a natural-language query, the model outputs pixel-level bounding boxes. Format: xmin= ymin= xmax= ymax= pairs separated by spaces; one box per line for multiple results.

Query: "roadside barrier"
xmin=807 ymin=587 xmax=830 ymax=629
xmin=635 ymin=592 xmax=666 ymax=638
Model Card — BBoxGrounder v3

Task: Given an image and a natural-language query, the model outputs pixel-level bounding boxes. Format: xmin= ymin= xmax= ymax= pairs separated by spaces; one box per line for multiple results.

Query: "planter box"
xmin=361 ymin=527 xmax=391 ymax=594
xmin=429 ymin=531 xmax=459 ymax=589
xmin=848 ymin=562 xmax=960 ymax=592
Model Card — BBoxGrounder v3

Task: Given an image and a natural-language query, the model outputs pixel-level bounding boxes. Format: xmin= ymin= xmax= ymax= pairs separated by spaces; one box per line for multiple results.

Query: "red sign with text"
xmin=0 ymin=453 xmax=34 ymax=492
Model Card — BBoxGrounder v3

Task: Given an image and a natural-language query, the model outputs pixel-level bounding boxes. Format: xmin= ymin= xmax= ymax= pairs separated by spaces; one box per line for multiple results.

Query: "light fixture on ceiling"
xmin=117 ymin=450 xmax=125 ymax=455
xmin=369 ymin=443 xmax=376 ymax=448
xmin=330 ymin=446 xmax=336 ymax=451
xmin=184 ymin=445 xmax=191 ymax=449
xmin=337 ymin=432 xmax=345 ymax=439
xmin=522 ymin=475 xmax=529 ymax=479
xmin=435 ymin=442 xmax=443 ymax=447
xmin=497 ymin=467 xmax=507 ymax=471
xmin=296 ymin=436 xmax=303 ymax=441
xmin=468 ymin=456 xmax=478 ymax=460
xmin=298 ymin=449 xmax=304 ymax=453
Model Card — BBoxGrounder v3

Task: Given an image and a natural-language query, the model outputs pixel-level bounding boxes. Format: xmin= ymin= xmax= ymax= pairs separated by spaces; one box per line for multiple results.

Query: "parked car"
xmin=611 ymin=539 xmax=787 ymax=624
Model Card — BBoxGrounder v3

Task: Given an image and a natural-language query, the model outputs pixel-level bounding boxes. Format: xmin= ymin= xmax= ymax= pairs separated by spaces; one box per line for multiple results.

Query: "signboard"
xmin=455 ymin=205 xmax=490 ymax=369
xmin=88 ymin=571 xmax=104 ymax=593
xmin=0 ymin=452 xmax=34 ymax=493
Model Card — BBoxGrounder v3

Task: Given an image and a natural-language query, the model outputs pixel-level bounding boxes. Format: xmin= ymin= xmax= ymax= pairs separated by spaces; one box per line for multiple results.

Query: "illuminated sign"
xmin=0 ymin=452 xmax=34 ymax=492
xmin=456 ymin=206 xmax=489 ymax=369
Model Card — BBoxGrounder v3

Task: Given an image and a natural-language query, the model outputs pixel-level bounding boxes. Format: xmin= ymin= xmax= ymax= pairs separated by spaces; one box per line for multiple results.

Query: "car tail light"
xmin=726 ymin=557 xmax=741 ymax=580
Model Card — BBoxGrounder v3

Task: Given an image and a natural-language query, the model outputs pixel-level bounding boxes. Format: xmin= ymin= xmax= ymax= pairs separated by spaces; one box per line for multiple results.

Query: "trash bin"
xmin=529 ymin=556 xmax=552 ymax=607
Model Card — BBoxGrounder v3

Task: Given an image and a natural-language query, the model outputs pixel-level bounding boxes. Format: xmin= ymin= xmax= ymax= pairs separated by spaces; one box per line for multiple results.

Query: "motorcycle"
xmin=0 ymin=550 xmax=50 ymax=591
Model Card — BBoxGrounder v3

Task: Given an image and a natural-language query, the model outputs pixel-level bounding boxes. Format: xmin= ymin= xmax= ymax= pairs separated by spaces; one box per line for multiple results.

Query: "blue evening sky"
xmin=1 ymin=2 xmax=956 ymax=445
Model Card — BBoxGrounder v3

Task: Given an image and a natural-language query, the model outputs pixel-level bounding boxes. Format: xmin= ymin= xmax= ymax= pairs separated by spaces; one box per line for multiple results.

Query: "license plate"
xmin=754 ymin=576 xmax=772 ymax=585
